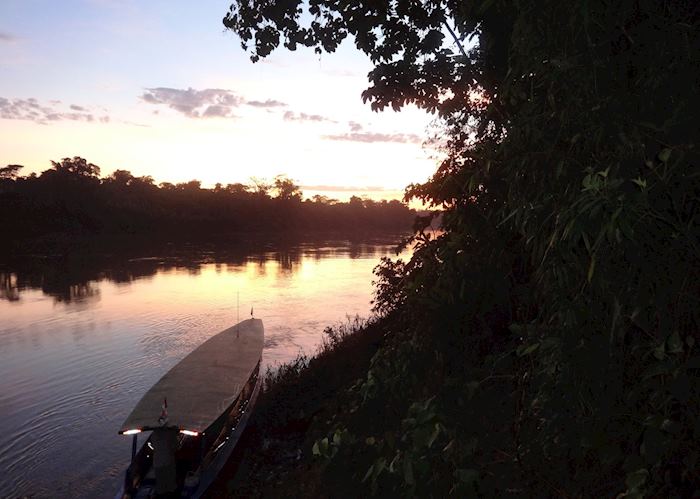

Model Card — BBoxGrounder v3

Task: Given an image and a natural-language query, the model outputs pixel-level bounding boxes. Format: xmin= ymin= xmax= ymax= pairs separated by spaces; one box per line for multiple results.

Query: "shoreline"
xmin=208 ymin=317 xmax=386 ymax=497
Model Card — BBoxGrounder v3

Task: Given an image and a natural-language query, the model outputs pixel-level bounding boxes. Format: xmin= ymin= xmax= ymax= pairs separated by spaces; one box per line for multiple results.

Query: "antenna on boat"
xmin=237 ymin=290 xmax=240 ymax=337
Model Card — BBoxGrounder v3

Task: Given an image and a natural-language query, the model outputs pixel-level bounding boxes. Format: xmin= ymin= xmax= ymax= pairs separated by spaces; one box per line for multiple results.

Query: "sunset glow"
xmin=0 ymin=1 xmax=437 ymax=200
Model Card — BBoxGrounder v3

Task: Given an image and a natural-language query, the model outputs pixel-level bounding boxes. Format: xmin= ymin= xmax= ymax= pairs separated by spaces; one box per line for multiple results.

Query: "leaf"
xmin=454 ymin=468 xmax=479 ymax=484
xmin=667 ymin=331 xmax=683 ymax=354
xmin=610 ymin=297 xmax=622 ymax=344
xmin=362 ymin=463 xmax=375 ymax=482
xmin=653 ymin=343 xmax=665 ymax=360
xmin=517 ymin=342 xmax=540 ymax=357
xmin=600 ymin=443 xmax=622 ymax=464
xmin=373 ymin=457 xmax=386 ymax=480
xmin=465 ymin=381 xmax=480 ymax=400
xmin=587 ymin=255 xmax=596 ymax=282
xmin=403 ymin=456 xmax=414 ymax=485
xmin=641 ymin=362 xmax=671 ymax=379
xmin=611 ymin=205 xmax=623 ymax=221
xmin=463 ymin=437 xmax=478 ymax=456
xmin=508 ymin=323 xmax=524 ymax=335
xmin=658 ymin=148 xmax=671 ymax=163
xmin=442 ymin=439 xmax=455 ymax=453
xmin=412 ymin=426 xmax=432 ymax=447
xmin=625 ymin=468 xmax=648 ymax=490
xmin=388 ymin=453 xmax=399 ymax=472
xmin=661 ymin=419 xmax=682 ymax=434
xmin=582 ymin=232 xmax=592 ymax=253
xmin=427 ymin=423 xmax=441 ymax=448
xmin=312 ymin=441 xmax=320 ymax=456
xmin=631 ymin=177 xmax=647 ymax=189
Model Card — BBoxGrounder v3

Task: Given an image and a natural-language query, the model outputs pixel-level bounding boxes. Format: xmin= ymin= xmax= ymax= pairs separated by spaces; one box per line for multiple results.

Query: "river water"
xmin=0 ymin=235 xmax=407 ymax=498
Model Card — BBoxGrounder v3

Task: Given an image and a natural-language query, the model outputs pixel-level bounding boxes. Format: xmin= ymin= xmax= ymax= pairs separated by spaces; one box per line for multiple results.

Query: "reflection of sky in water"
xmin=0 ymin=237 xmax=410 ymax=498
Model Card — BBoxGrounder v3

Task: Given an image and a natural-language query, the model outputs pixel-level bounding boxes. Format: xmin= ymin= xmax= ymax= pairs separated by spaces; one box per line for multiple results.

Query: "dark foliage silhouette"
xmin=223 ymin=0 xmax=700 ymax=497
xmin=0 ymin=157 xmax=415 ymax=241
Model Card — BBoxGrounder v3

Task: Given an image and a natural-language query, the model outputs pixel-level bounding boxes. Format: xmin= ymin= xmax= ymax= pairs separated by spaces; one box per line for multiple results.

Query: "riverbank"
xmin=208 ymin=316 xmax=387 ymax=497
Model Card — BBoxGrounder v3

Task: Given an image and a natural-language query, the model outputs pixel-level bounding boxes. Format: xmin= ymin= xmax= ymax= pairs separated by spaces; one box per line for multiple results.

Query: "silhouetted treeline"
xmin=0 ymin=158 xmax=415 ymax=239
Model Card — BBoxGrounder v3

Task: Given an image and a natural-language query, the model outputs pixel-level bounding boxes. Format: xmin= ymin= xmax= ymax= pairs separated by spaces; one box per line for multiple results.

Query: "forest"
xmin=0 ymin=158 xmax=415 ymax=240
xmin=218 ymin=1 xmax=700 ymax=497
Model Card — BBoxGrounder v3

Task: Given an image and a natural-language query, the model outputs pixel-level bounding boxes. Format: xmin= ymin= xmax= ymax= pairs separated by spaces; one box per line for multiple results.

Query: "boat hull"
xmin=116 ymin=319 xmax=264 ymax=498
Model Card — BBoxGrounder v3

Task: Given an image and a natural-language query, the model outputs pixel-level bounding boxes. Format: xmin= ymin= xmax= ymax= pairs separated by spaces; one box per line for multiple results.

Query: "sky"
xmin=0 ymin=0 xmax=440 ymax=201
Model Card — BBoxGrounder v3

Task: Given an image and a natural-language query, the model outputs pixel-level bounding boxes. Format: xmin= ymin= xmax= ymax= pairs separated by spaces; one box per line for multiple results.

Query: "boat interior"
xmin=121 ymin=362 xmax=260 ymax=499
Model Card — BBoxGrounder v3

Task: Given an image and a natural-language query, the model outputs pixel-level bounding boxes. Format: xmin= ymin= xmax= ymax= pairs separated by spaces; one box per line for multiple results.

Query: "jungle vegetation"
xmin=0 ymin=159 xmax=415 ymax=239
xmin=223 ymin=0 xmax=700 ymax=496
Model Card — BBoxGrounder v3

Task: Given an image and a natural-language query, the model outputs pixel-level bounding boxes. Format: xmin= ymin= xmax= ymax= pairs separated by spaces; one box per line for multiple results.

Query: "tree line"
xmin=0 ymin=158 xmax=415 ymax=239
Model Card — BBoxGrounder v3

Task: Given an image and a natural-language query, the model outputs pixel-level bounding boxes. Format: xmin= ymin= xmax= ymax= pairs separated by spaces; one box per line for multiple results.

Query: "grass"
xmin=206 ymin=315 xmax=386 ymax=498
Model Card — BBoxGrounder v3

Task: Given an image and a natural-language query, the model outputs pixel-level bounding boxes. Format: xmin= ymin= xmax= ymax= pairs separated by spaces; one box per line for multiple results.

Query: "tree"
xmin=134 ymin=175 xmax=155 ymax=188
xmin=0 ymin=164 xmax=23 ymax=180
xmin=249 ymin=176 xmax=271 ymax=197
xmin=223 ymin=1 xmax=506 ymax=119
xmin=224 ymin=182 xmax=249 ymax=195
xmin=175 ymin=180 xmax=202 ymax=193
xmin=224 ymin=1 xmax=700 ymax=497
xmin=105 ymin=169 xmax=135 ymax=186
xmin=348 ymin=195 xmax=363 ymax=206
xmin=50 ymin=156 xmax=101 ymax=178
xmin=311 ymin=194 xmax=330 ymax=204
xmin=272 ymin=174 xmax=301 ymax=201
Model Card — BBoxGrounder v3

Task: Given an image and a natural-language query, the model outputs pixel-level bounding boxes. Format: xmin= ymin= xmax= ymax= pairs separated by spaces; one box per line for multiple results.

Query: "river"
xmin=0 ymin=234 xmax=408 ymax=498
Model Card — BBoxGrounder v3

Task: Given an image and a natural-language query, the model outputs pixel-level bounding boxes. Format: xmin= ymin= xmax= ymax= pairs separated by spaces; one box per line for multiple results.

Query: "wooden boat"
xmin=116 ymin=318 xmax=264 ymax=498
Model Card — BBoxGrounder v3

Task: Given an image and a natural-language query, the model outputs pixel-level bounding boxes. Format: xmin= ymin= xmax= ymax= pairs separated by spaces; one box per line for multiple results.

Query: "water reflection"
xmin=0 ymin=272 xmax=20 ymax=301
xmin=0 ymin=234 xmax=407 ymax=499
xmin=0 ymin=236 xmax=396 ymax=305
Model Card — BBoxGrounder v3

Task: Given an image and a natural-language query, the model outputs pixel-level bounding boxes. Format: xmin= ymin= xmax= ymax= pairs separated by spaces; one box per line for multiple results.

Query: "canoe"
xmin=116 ymin=318 xmax=264 ymax=498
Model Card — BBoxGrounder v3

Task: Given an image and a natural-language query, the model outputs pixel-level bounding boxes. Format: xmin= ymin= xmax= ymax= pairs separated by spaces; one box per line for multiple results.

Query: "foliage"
xmin=272 ymin=174 xmax=302 ymax=201
xmin=225 ymin=0 xmax=700 ymax=497
xmin=0 ymin=158 xmax=415 ymax=239
xmin=50 ymin=156 xmax=101 ymax=178
xmin=0 ymin=164 xmax=23 ymax=180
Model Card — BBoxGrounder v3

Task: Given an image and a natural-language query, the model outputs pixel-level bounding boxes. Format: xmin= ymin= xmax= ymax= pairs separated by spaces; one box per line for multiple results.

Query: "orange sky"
xmin=0 ymin=1 xmax=440 ymax=202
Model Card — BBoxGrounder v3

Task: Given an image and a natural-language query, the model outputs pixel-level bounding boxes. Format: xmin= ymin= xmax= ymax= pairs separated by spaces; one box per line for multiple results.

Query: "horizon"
xmin=5 ymin=158 xmax=416 ymax=204
xmin=0 ymin=1 xmax=440 ymax=202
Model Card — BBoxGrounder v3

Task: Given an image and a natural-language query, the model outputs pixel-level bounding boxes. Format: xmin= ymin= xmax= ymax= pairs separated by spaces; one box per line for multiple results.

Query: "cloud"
xmin=0 ymin=32 xmax=17 ymax=43
xmin=323 ymin=132 xmax=423 ymax=144
xmin=202 ymin=104 xmax=232 ymax=118
xmin=283 ymin=110 xmax=336 ymax=123
xmin=0 ymin=97 xmax=110 ymax=124
xmin=246 ymin=99 xmax=287 ymax=108
xmin=348 ymin=121 xmax=363 ymax=132
xmin=302 ymin=184 xmax=387 ymax=192
xmin=141 ymin=87 xmax=243 ymax=118
xmin=140 ymin=86 xmax=289 ymax=116
xmin=323 ymin=69 xmax=361 ymax=78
